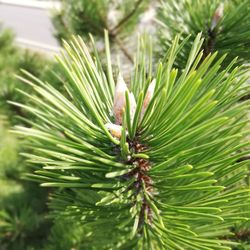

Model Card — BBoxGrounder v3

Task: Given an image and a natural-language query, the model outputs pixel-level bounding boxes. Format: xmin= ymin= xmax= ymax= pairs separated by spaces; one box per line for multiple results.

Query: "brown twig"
xmin=107 ymin=0 xmax=145 ymax=64
xmin=239 ymin=94 xmax=250 ymax=101
xmin=110 ymin=0 xmax=144 ymax=34
xmin=127 ymin=137 xmax=153 ymax=231
xmin=112 ymin=35 xmax=134 ymax=63
xmin=236 ymin=155 xmax=250 ymax=162
xmin=202 ymin=28 xmax=217 ymax=60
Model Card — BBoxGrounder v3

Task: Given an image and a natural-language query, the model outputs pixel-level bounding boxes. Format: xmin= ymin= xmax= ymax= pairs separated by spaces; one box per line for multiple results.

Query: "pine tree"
xmin=157 ymin=0 xmax=250 ymax=69
xmin=11 ymin=32 xmax=250 ymax=249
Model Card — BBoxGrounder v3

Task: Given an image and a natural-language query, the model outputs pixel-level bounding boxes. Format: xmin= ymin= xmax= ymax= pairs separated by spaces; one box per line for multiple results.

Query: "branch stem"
xmin=110 ymin=0 xmax=144 ymax=35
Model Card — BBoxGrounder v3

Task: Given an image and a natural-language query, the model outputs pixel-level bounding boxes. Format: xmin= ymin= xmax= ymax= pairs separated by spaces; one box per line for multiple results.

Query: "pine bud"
xmin=113 ymin=73 xmax=128 ymax=125
xmin=141 ymin=79 xmax=156 ymax=118
xmin=211 ymin=3 xmax=224 ymax=30
xmin=113 ymin=73 xmax=137 ymax=124
xmin=105 ymin=123 xmax=124 ymax=139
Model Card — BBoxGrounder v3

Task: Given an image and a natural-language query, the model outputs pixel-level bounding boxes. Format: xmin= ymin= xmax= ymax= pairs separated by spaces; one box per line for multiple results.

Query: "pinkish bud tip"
xmin=113 ymin=73 xmax=137 ymax=124
xmin=113 ymin=73 xmax=128 ymax=125
xmin=211 ymin=3 xmax=224 ymax=30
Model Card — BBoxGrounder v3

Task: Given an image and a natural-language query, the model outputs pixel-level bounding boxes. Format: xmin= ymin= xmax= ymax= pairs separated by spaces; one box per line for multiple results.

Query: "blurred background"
xmin=0 ymin=2 xmax=61 ymax=249
xmin=0 ymin=0 xmax=60 ymax=52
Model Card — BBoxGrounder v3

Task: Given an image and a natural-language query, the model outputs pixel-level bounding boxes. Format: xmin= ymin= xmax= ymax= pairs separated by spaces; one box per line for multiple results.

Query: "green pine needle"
xmin=12 ymin=33 xmax=250 ymax=249
xmin=158 ymin=0 xmax=250 ymax=69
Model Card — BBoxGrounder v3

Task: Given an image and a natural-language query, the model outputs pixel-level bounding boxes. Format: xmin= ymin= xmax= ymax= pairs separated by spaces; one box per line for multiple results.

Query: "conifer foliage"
xmin=12 ymin=32 xmax=250 ymax=249
xmin=158 ymin=0 xmax=250 ymax=69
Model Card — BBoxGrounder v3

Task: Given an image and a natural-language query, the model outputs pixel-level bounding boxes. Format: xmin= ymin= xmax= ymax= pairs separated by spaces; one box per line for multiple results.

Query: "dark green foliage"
xmin=0 ymin=28 xmax=60 ymax=249
xmin=0 ymin=117 xmax=21 ymax=179
xmin=52 ymin=0 xmax=109 ymax=41
xmin=0 ymin=189 xmax=50 ymax=250
xmin=230 ymin=221 xmax=250 ymax=249
xmin=45 ymin=216 xmax=86 ymax=250
xmin=158 ymin=0 xmax=250 ymax=69
xmin=13 ymin=32 xmax=250 ymax=249
xmin=0 ymin=27 xmax=62 ymax=124
xmin=0 ymin=118 xmax=51 ymax=250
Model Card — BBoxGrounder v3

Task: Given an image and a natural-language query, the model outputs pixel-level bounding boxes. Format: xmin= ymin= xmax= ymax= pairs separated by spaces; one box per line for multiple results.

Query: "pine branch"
xmin=239 ymin=93 xmax=250 ymax=101
xmin=110 ymin=34 xmax=134 ymax=63
xmin=157 ymin=0 xmax=250 ymax=69
xmin=12 ymin=33 xmax=250 ymax=249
